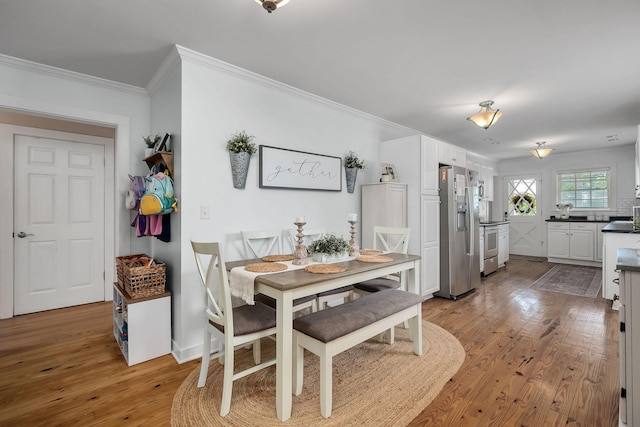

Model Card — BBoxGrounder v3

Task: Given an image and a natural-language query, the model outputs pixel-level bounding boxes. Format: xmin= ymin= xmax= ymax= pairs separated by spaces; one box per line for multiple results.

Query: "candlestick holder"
xmin=348 ymin=220 xmax=360 ymax=257
xmin=292 ymin=221 xmax=309 ymax=265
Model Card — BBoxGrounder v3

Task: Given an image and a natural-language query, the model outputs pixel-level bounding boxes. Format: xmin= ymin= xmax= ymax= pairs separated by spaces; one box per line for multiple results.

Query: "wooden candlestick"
xmin=292 ymin=221 xmax=309 ymax=265
xmin=348 ymin=220 xmax=360 ymax=257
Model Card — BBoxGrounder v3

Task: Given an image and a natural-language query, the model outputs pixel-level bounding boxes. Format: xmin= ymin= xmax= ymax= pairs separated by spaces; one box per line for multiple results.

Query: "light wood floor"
xmin=0 ymin=258 xmax=619 ymax=426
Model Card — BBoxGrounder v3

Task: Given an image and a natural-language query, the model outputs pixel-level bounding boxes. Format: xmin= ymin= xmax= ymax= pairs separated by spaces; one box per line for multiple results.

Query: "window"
xmin=557 ymin=168 xmax=610 ymax=209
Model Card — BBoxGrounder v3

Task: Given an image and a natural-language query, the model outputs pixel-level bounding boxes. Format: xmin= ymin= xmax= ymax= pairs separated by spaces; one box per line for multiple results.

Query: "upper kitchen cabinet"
xmin=468 ymin=160 xmax=495 ymax=201
xmin=380 ymin=135 xmax=439 ymax=195
xmin=438 ymin=141 xmax=467 ymax=168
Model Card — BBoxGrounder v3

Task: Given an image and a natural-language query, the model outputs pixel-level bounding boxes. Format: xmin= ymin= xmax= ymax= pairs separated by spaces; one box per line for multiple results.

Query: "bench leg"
xmin=319 ymin=348 xmax=333 ymax=418
xmin=410 ymin=309 xmax=423 ymax=356
xmin=252 ymin=339 xmax=261 ymax=365
xmin=293 ymin=333 xmax=304 ymax=396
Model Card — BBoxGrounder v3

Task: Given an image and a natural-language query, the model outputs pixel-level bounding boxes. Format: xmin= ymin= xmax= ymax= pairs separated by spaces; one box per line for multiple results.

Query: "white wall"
xmin=497 ymin=145 xmax=636 ymax=219
xmin=166 ymin=47 xmax=413 ymax=361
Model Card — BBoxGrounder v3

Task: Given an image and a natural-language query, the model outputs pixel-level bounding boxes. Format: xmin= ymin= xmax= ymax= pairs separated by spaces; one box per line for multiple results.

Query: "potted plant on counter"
xmin=344 ymin=151 xmax=365 ymax=193
xmin=227 ymin=130 xmax=257 ymax=189
xmin=307 ymin=234 xmax=350 ymax=262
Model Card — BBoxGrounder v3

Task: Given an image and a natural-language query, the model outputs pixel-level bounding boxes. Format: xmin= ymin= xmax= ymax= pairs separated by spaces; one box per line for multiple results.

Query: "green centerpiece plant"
xmin=307 ymin=234 xmax=350 ymax=262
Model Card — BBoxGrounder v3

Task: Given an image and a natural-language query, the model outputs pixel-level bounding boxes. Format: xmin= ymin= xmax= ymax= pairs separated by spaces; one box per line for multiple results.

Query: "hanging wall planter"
xmin=226 ymin=130 xmax=257 ymax=189
xmin=345 ymin=167 xmax=358 ymax=193
xmin=343 ymin=150 xmax=365 ymax=194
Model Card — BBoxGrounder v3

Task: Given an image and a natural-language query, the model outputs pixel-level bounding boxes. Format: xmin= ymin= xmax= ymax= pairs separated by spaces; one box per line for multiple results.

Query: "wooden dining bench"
xmin=292 ymin=288 xmax=424 ymax=418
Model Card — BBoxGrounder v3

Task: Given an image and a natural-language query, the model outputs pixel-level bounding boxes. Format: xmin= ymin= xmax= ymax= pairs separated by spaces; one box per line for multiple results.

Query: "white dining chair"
xmin=353 ymin=226 xmax=411 ymax=295
xmin=191 ymin=241 xmax=277 ymax=417
xmin=241 ymin=229 xmax=317 ymax=314
xmin=288 ymin=227 xmax=325 ymax=252
xmin=353 ymin=226 xmax=411 ymax=340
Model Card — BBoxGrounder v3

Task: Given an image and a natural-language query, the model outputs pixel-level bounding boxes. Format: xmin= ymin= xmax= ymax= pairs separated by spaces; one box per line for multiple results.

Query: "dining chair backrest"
xmin=191 ymin=241 xmax=232 ymax=333
xmin=289 ymin=227 xmax=325 ymax=251
xmin=241 ymin=229 xmax=283 ymax=258
xmin=373 ymin=226 xmax=411 ymax=254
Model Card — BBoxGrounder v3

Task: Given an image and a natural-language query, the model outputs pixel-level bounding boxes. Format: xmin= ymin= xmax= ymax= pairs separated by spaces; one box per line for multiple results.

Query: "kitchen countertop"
xmin=479 ymin=221 xmax=509 ymax=226
xmin=602 ymin=221 xmax=638 ymax=233
xmin=616 ymin=248 xmax=640 ymax=271
xmin=546 ymin=215 xmax=631 ymax=223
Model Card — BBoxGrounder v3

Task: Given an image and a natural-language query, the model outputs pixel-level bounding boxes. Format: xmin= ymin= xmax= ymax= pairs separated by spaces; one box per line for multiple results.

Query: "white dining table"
xmin=226 ymin=252 xmax=421 ymax=421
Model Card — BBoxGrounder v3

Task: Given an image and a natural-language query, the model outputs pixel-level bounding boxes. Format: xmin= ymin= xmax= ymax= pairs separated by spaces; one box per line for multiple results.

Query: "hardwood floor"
xmin=0 ymin=258 xmax=619 ymax=426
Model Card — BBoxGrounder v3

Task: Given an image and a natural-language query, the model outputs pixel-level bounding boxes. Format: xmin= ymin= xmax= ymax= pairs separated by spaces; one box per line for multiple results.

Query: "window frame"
xmin=555 ymin=166 xmax=613 ymax=211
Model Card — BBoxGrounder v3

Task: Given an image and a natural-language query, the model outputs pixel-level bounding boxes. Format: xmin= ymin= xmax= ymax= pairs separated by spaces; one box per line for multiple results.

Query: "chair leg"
xmin=220 ymin=339 xmax=235 ymax=417
xmin=198 ymin=329 xmax=211 ymax=388
xmin=252 ymin=339 xmax=261 ymax=365
xmin=293 ymin=333 xmax=304 ymax=395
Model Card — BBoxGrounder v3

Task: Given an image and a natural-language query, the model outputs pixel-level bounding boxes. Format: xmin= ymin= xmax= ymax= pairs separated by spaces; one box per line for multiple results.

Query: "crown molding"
xmin=152 ymin=44 xmax=414 ymax=134
xmin=0 ymin=54 xmax=148 ymax=97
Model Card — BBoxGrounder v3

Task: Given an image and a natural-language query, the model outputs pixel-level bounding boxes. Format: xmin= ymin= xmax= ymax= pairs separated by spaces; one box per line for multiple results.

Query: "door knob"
xmin=16 ymin=231 xmax=34 ymax=238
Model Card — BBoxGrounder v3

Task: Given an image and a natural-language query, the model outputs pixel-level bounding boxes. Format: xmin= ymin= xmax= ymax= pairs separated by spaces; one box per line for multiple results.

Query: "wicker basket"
xmin=116 ymin=254 xmax=166 ymax=298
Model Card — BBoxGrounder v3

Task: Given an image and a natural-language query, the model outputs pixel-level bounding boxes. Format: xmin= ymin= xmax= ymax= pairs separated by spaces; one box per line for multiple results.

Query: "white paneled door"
xmin=14 ymin=134 xmax=105 ymax=315
xmin=504 ymin=174 xmax=543 ymax=257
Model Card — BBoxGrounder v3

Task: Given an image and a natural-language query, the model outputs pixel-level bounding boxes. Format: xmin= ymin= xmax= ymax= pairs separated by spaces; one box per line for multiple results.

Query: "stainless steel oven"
xmin=483 ymin=226 xmax=498 ymax=275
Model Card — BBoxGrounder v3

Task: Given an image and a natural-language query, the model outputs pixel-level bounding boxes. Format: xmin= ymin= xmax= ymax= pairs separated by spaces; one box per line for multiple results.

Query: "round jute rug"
xmin=171 ymin=321 xmax=464 ymax=427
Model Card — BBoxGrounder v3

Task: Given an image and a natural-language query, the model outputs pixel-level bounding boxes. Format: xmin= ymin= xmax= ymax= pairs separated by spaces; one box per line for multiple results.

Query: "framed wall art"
xmin=380 ymin=163 xmax=398 ymax=181
xmin=259 ymin=145 xmax=342 ymax=191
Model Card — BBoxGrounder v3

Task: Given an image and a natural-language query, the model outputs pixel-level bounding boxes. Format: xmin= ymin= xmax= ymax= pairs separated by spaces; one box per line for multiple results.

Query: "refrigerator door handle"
xmin=467 ymin=186 xmax=474 ymax=257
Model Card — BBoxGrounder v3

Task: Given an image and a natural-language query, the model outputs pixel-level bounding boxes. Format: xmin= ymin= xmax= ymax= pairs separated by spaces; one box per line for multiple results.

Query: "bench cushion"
xmin=293 ymin=289 xmax=423 ymax=343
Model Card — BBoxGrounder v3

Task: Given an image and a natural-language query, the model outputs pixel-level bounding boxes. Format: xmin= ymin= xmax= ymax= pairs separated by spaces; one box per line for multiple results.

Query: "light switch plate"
xmin=200 ymin=205 xmax=211 ymax=220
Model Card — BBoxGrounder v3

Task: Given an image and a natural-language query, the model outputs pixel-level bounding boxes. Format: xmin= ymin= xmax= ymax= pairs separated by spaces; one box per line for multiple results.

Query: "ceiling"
xmin=1 ymin=0 xmax=639 ymax=160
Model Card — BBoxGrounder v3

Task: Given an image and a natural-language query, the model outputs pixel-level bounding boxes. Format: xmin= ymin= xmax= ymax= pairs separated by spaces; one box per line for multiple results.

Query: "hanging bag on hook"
xmin=139 ymin=172 xmax=177 ymax=215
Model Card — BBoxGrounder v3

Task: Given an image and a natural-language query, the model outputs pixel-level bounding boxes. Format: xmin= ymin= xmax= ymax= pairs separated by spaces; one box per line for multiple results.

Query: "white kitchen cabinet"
xmin=480 ymin=165 xmax=494 ymax=201
xmin=379 ymin=135 xmax=440 ymax=297
xmin=603 ymin=232 xmax=640 ymax=301
xmin=616 ymin=249 xmax=640 ymax=425
xmin=361 ymin=183 xmax=407 ymax=249
xmin=438 ymin=141 xmax=466 ymax=168
xmin=635 ymin=126 xmax=640 ymax=198
xmin=113 ymin=283 xmax=171 ymax=366
xmin=596 ymin=223 xmax=605 ymax=262
xmin=547 ymin=222 xmax=596 ymax=263
xmin=498 ymin=223 xmax=509 ymax=266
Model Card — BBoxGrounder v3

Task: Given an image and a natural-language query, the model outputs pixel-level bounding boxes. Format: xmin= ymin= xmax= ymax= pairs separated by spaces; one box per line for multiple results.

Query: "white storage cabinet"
xmin=547 ymin=222 xmax=596 ymax=263
xmin=378 ymin=134 xmax=440 ymax=297
xmin=113 ymin=283 xmax=171 ymax=365
xmin=361 ymin=183 xmax=407 ymax=249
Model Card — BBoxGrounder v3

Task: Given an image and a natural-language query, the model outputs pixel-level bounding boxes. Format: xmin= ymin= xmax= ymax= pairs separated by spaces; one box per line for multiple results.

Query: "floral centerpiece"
xmin=307 ymin=234 xmax=350 ymax=263
xmin=227 ymin=130 xmax=257 ymax=189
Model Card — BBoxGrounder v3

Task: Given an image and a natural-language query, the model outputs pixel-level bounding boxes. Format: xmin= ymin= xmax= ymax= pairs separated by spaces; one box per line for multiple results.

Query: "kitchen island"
xmin=603 ymin=221 xmax=640 ymax=304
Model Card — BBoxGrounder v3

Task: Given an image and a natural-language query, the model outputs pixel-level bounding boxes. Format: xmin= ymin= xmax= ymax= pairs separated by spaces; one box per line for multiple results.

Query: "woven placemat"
xmin=356 ymin=255 xmax=394 ymax=263
xmin=261 ymin=254 xmax=295 ymax=262
xmin=304 ymin=264 xmax=348 ymax=274
xmin=245 ymin=262 xmax=288 ymax=273
xmin=359 ymin=249 xmax=383 ymax=255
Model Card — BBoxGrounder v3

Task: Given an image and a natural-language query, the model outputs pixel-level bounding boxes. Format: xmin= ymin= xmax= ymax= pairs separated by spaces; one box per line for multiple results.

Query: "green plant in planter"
xmin=343 ymin=151 xmax=364 ymax=169
xmin=227 ymin=130 xmax=257 ymax=155
xmin=307 ymin=234 xmax=349 ymax=255
xmin=143 ymin=134 xmax=162 ymax=148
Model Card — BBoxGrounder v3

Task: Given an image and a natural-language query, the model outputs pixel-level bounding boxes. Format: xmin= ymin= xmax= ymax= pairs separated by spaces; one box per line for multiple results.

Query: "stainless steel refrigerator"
xmin=435 ymin=165 xmax=480 ymax=299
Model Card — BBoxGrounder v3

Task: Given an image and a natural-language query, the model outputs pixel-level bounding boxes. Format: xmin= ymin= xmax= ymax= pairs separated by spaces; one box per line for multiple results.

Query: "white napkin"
xmin=229 ymin=261 xmax=303 ymax=305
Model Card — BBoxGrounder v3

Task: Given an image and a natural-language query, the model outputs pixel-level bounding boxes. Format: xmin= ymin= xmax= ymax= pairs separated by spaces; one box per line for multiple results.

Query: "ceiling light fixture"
xmin=530 ymin=141 xmax=553 ymax=159
xmin=467 ymin=100 xmax=503 ymax=129
xmin=255 ymin=0 xmax=290 ymax=13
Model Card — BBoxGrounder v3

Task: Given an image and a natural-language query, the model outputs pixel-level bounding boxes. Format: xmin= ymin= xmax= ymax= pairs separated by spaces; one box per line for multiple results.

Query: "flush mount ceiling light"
xmin=467 ymin=100 xmax=503 ymax=129
xmin=530 ymin=141 xmax=553 ymax=159
xmin=255 ymin=0 xmax=290 ymax=13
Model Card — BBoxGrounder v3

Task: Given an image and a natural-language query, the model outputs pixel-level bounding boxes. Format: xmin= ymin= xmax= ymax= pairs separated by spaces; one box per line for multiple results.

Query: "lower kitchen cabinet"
xmin=547 ymin=222 xmax=597 ymax=265
xmin=498 ymin=223 xmax=509 ymax=267
xmin=616 ymin=249 xmax=640 ymax=425
xmin=113 ymin=283 xmax=171 ymax=366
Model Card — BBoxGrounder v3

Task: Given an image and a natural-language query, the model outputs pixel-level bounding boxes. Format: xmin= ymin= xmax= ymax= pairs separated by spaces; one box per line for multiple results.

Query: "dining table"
xmin=226 ymin=252 xmax=421 ymax=422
